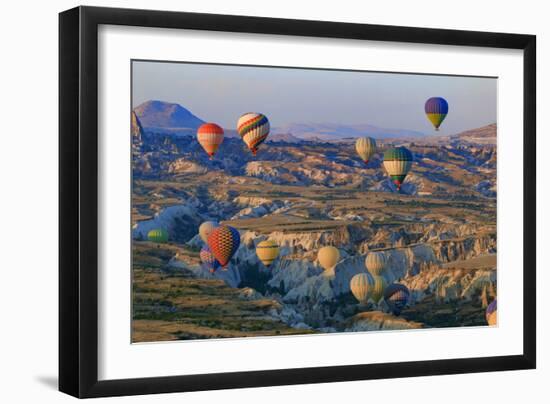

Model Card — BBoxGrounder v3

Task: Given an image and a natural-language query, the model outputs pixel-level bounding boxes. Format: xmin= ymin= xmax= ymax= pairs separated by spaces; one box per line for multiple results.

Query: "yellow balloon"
xmin=355 ymin=137 xmax=377 ymax=164
xmin=370 ymin=275 xmax=387 ymax=303
xmin=318 ymin=246 xmax=340 ymax=272
xmin=256 ymin=240 xmax=280 ymax=267
xmin=350 ymin=273 xmax=372 ymax=304
xmin=365 ymin=252 xmax=387 ymax=275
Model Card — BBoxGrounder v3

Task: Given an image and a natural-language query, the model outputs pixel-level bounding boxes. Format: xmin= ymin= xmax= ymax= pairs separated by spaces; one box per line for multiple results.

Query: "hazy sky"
xmin=132 ymin=60 xmax=497 ymax=135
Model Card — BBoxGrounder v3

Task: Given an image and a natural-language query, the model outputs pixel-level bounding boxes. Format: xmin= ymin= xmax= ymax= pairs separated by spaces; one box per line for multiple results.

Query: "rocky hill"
xmin=452 ymin=123 xmax=496 ymax=145
xmin=134 ymin=100 xmax=205 ymax=135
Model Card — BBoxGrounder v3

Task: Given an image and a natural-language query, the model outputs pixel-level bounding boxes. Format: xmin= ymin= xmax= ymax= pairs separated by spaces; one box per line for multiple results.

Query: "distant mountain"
xmin=268 ymin=132 xmax=303 ymax=143
xmin=273 ymin=123 xmax=426 ymax=141
xmin=134 ymin=100 xmax=205 ymax=134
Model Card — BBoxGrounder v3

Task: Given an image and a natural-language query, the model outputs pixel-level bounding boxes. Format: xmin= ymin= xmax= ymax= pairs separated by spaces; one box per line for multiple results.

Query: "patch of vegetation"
xmin=132 ymin=246 xmax=316 ymax=342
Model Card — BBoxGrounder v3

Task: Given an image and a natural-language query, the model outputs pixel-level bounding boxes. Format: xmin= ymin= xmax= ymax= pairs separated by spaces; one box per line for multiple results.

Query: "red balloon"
xmin=207 ymin=225 xmax=241 ymax=267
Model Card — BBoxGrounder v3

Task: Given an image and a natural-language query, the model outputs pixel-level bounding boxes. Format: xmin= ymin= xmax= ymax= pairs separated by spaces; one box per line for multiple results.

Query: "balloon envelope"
xmin=317 ymin=246 xmax=340 ymax=272
xmin=197 ymin=123 xmax=224 ymax=159
xmin=200 ymin=245 xmax=221 ymax=273
xmin=383 ymin=147 xmax=413 ymax=190
xmin=147 ymin=228 xmax=168 ymax=243
xmin=256 ymin=240 xmax=280 ymax=267
xmin=365 ymin=251 xmax=387 ymax=275
xmin=199 ymin=221 xmax=219 ymax=243
xmin=355 ymin=137 xmax=377 ymax=164
xmin=350 ymin=273 xmax=374 ymax=304
xmin=425 ymin=97 xmax=449 ymax=130
xmin=237 ymin=113 xmax=270 ymax=155
xmin=384 ymin=283 xmax=410 ymax=316
xmin=207 ymin=225 xmax=240 ymax=267
xmin=486 ymin=299 xmax=497 ymax=326
xmin=370 ymin=275 xmax=388 ymax=304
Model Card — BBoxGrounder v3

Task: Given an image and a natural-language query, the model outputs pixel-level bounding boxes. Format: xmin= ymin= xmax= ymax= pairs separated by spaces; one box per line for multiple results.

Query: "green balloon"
xmin=147 ymin=228 xmax=168 ymax=243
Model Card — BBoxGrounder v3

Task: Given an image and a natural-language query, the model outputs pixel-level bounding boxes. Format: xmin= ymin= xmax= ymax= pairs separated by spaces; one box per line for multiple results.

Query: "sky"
xmin=132 ymin=60 xmax=497 ymax=135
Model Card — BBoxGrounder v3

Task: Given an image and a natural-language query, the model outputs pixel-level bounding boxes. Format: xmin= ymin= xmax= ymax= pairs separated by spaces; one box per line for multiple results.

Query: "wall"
xmin=0 ymin=0 xmax=546 ymax=402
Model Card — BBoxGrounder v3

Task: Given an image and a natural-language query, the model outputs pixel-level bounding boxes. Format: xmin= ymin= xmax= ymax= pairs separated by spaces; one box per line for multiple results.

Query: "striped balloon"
xmin=200 ymin=245 xmax=221 ymax=273
xmin=365 ymin=251 xmax=387 ymax=275
xmin=355 ymin=137 xmax=377 ymax=164
xmin=383 ymin=147 xmax=413 ymax=190
xmin=384 ymin=283 xmax=410 ymax=316
xmin=486 ymin=299 xmax=497 ymax=326
xmin=197 ymin=123 xmax=224 ymax=159
xmin=207 ymin=225 xmax=240 ymax=267
xmin=370 ymin=275 xmax=388 ymax=304
xmin=425 ymin=97 xmax=449 ymax=130
xmin=350 ymin=272 xmax=374 ymax=304
xmin=237 ymin=113 xmax=270 ymax=156
xmin=147 ymin=228 xmax=168 ymax=243
xmin=256 ymin=240 xmax=280 ymax=267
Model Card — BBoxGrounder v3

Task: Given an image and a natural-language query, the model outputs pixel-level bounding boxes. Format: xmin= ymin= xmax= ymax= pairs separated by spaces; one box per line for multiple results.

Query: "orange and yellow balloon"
xmin=486 ymin=299 xmax=497 ymax=326
xmin=197 ymin=123 xmax=224 ymax=159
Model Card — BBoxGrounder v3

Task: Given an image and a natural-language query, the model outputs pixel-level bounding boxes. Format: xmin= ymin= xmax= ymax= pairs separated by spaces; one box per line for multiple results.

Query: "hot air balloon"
xmin=365 ymin=251 xmax=387 ymax=276
xmin=486 ymin=299 xmax=497 ymax=326
xmin=207 ymin=225 xmax=240 ymax=267
xmin=425 ymin=97 xmax=449 ymax=131
xmin=384 ymin=283 xmax=410 ymax=316
xmin=370 ymin=275 xmax=388 ymax=304
xmin=355 ymin=137 xmax=377 ymax=164
xmin=197 ymin=123 xmax=224 ymax=159
xmin=256 ymin=240 xmax=280 ymax=267
xmin=237 ymin=113 xmax=270 ymax=156
xmin=200 ymin=245 xmax=221 ymax=273
xmin=383 ymin=146 xmax=413 ymax=191
xmin=350 ymin=273 xmax=374 ymax=304
xmin=318 ymin=246 xmax=340 ymax=276
xmin=147 ymin=228 xmax=168 ymax=243
xmin=199 ymin=221 xmax=219 ymax=244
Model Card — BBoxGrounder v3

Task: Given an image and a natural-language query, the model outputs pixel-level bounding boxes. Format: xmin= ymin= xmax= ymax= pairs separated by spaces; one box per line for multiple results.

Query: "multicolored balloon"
xmin=197 ymin=123 xmax=224 ymax=159
xmin=383 ymin=146 xmax=413 ymax=191
xmin=207 ymin=225 xmax=240 ymax=267
xmin=355 ymin=137 xmax=377 ymax=164
xmin=200 ymin=245 xmax=221 ymax=273
xmin=317 ymin=246 xmax=340 ymax=273
xmin=384 ymin=283 xmax=410 ymax=316
xmin=350 ymin=272 xmax=374 ymax=304
xmin=425 ymin=97 xmax=449 ymax=131
xmin=256 ymin=240 xmax=280 ymax=267
xmin=365 ymin=251 xmax=387 ymax=276
xmin=147 ymin=228 xmax=168 ymax=243
xmin=199 ymin=221 xmax=219 ymax=244
xmin=370 ymin=275 xmax=388 ymax=304
xmin=237 ymin=113 xmax=270 ymax=156
xmin=486 ymin=299 xmax=497 ymax=326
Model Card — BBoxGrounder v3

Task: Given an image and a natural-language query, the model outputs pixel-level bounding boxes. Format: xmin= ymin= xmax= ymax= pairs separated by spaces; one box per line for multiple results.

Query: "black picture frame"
xmin=59 ymin=6 xmax=536 ymax=398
